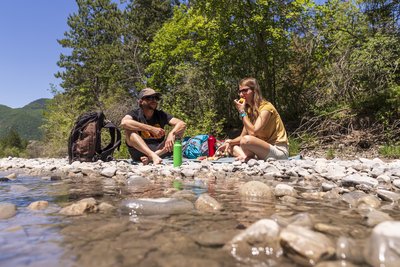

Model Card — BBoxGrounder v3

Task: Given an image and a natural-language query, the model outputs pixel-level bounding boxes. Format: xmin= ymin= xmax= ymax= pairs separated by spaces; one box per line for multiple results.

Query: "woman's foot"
xmin=235 ymin=155 xmax=250 ymax=162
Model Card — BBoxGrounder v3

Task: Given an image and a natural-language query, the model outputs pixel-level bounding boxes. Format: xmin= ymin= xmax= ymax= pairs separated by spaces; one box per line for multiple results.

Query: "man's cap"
xmin=138 ymin=88 xmax=162 ymax=99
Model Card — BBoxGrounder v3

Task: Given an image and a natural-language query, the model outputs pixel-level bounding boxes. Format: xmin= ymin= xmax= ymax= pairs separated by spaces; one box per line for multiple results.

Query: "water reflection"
xmin=1 ymin=170 xmax=399 ymax=266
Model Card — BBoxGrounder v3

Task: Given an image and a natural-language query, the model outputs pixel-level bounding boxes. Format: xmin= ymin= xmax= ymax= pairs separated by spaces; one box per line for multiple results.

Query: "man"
xmin=120 ymin=88 xmax=186 ymax=164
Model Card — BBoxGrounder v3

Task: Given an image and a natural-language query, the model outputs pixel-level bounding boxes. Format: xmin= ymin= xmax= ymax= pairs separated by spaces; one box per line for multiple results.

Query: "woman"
xmin=221 ymin=77 xmax=289 ymax=161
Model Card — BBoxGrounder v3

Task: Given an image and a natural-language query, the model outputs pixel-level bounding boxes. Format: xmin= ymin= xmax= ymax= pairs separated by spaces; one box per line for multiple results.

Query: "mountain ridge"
xmin=0 ymin=98 xmax=50 ymax=140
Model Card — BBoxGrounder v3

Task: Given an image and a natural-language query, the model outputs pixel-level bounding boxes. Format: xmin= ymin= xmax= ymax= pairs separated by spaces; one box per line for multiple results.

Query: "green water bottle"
xmin=173 ymin=139 xmax=182 ymax=167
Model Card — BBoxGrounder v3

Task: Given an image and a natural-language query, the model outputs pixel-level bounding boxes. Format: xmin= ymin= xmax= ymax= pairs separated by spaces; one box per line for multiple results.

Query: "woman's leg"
xmin=239 ymin=135 xmax=271 ymax=160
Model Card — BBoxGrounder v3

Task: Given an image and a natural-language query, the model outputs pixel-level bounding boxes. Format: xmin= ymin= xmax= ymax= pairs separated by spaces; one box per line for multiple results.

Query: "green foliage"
xmin=288 ymin=137 xmax=301 ymax=156
xmin=38 ymin=0 xmax=399 ymax=159
xmin=0 ymin=128 xmax=28 ymax=157
xmin=379 ymin=145 xmax=400 ymax=159
xmin=0 ymin=99 xmax=47 ymax=141
xmin=326 ymin=147 xmax=335 ymax=160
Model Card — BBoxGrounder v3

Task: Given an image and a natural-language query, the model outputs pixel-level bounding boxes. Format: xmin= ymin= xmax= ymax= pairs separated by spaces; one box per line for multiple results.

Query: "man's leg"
xmin=125 ymin=130 xmax=163 ymax=164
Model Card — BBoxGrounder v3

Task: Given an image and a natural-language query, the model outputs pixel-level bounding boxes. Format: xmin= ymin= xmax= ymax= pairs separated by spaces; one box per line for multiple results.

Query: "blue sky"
xmin=0 ymin=1 xmax=77 ymax=108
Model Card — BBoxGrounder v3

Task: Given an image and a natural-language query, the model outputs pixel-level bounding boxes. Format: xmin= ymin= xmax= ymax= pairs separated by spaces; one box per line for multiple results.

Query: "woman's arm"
xmin=241 ymin=110 xmax=271 ymax=136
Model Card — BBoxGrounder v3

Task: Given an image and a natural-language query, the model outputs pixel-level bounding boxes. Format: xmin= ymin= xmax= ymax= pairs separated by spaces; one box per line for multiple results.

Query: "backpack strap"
xmin=99 ymin=121 xmax=122 ymax=161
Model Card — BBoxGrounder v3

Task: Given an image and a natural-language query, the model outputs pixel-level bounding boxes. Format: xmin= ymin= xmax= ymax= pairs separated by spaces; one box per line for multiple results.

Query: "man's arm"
xmin=163 ymin=117 xmax=186 ymax=152
xmin=120 ymin=115 xmax=165 ymax=138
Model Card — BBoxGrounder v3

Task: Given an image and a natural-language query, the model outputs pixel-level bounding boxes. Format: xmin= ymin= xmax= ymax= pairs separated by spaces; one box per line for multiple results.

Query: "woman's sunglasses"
xmin=238 ymin=87 xmax=252 ymax=95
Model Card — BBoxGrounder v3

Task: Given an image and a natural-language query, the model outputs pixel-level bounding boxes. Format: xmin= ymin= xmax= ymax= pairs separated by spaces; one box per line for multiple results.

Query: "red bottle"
xmin=208 ymin=135 xmax=216 ymax=157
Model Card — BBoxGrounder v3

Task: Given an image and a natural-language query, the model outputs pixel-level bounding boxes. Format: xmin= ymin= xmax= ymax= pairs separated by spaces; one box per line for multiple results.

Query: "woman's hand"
xmin=216 ymin=139 xmax=232 ymax=156
xmin=234 ymin=98 xmax=246 ymax=112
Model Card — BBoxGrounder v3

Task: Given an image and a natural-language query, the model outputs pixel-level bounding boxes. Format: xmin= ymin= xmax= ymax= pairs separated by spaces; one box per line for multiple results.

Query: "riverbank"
xmin=1 ymin=156 xmax=400 ymax=266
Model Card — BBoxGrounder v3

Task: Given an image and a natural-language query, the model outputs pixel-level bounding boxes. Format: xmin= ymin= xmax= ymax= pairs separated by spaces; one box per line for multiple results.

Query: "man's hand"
xmin=150 ymin=127 xmax=165 ymax=139
xmin=164 ymin=132 xmax=175 ymax=152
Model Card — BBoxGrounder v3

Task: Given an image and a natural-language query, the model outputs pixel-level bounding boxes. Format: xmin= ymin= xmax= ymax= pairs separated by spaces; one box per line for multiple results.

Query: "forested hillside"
xmin=41 ymin=0 xmax=399 ymax=158
xmin=0 ymin=99 xmax=48 ymax=140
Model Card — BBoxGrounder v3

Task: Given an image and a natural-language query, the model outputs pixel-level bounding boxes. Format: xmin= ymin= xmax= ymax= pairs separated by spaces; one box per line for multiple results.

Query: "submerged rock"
xmin=239 ymin=181 xmax=274 ymax=198
xmin=28 ymin=200 xmax=49 ymax=210
xmin=364 ymin=221 xmax=400 ymax=267
xmin=0 ymin=202 xmax=17 ymax=219
xmin=195 ymin=193 xmax=223 ymax=212
xmin=280 ymin=225 xmax=335 ymax=265
xmin=122 ymin=198 xmax=194 ymax=215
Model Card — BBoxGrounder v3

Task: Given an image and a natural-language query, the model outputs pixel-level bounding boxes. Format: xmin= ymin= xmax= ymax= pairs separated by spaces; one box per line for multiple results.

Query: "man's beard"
xmin=142 ymin=102 xmax=157 ymax=111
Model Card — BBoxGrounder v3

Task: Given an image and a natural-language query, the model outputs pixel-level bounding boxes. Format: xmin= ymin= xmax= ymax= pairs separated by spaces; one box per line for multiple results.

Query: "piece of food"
xmin=238 ymin=98 xmax=245 ymax=104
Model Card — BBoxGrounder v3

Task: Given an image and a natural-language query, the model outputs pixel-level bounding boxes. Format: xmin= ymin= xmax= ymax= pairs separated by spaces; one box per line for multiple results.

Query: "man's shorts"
xmin=127 ymin=142 xmax=172 ymax=161
xmin=265 ymin=143 xmax=289 ymax=160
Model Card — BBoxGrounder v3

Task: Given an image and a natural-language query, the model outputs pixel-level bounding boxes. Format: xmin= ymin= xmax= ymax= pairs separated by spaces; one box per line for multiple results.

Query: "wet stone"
xmin=28 ymin=201 xmax=49 ymax=210
xmin=122 ymin=198 xmax=194 ymax=215
xmin=0 ymin=203 xmax=17 ymax=219
xmin=5 ymin=173 xmax=17 ymax=179
xmin=195 ymin=193 xmax=223 ymax=212
xmin=376 ymin=189 xmax=400 ymax=202
xmin=238 ymin=181 xmax=274 ymax=198
xmin=342 ymin=174 xmax=378 ymax=188
xmin=280 ymin=225 xmax=336 ymax=265
xmin=194 ymin=230 xmax=238 ymax=247
xmin=364 ymin=221 xmax=400 ymax=267
xmin=314 ymin=223 xmax=347 ymax=237
xmin=274 ymin=184 xmax=297 ymax=197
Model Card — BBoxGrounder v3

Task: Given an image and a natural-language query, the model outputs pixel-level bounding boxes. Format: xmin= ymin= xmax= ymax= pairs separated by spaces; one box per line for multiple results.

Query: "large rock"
xmin=224 ymin=219 xmax=282 ymax=262
xmin=364 ymin=221 xmax=400 ymax=267
xmin=280 ymin=225 xmax=335 ymax=265
xmin=0 ymin=203 xmax=17 ymax=219
xmin=195 ymin=193 xmax=222 ymax=212
xmin=122 ymin=198 xmax=194 ymax=216
xmin=28 ymin=201 xmax=49 ymax=210
xmin=59 ymin=198 xmax=98 ymax=216
xmin=239 ymin=181 xmax=274 ymax=198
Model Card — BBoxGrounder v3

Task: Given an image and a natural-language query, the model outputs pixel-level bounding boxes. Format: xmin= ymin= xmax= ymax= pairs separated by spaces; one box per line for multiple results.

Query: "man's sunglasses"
xmin=142 ymin=95 xmax=161 ymax=101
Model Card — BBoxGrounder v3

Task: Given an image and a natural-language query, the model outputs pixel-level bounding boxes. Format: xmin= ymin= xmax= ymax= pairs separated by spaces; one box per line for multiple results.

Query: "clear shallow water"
xmin=1 ymin=171 xmax=399 ymax=267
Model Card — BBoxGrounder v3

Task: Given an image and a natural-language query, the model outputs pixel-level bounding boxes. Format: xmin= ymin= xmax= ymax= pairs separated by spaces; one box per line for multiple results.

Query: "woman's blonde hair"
xmin=239 ymin=77 xmax=264 ymax=122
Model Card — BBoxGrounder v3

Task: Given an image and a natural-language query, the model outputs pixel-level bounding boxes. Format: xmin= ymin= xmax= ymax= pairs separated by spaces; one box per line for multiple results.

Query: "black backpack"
xmin=68 ymin=111 xmax=121 ymax=164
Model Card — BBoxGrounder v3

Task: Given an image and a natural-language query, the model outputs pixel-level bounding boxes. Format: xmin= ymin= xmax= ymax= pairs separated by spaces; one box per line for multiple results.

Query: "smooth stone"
xmin=362 ymin=208 xmax=393 ymax=227
xmin=364 ymin=221 xmax=400 ymax=267
xmin=122 ymin=198 xmax=194 ymax=215
xmin=59 ymin=198 xmax=98 ymax=216
xmin=239 ymin=181 xmax=274 ymax=198
xmin=28 ymin=201 xmax=49 ymax=210
xmin=376 ymin=189 xmax=400 ymax=202
xmin=195 ymin=193 xmax=223 ymax=212
xmin=101 ymin=166 xmax=117 ymax=177
xmin=342 ymin=174 xmax=378 ymax=188
xmin=171 ymin=190 xmax=197 ymax=202
xmin=314 ymin=223 xmax=347 ymax=237
xmin=274 ymin=184 xmax=297 ymax=197
xmin=10 ymin=185 xmax=30 ymax=193
xmin=194 ymin=230 xmax=238 ymax=247
xmin=280 ymin=225 xmax=335 ymax=265
xmin=336 ymin=236 xmax=365 ymax=263
xmin=5 ymin=173 xmax=17 ymax=179
xmin=0 ymin=203 xmax=17 ymax=219
xmin=98 ymin=202 xmax=116 ymax=213
xmin=393 ymin=179 xmax=400 ymax=188
xmin=225 ymin=219 xmax=282 ymax=260
xmin=356 ymin=195 xmax=381 ymax=209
